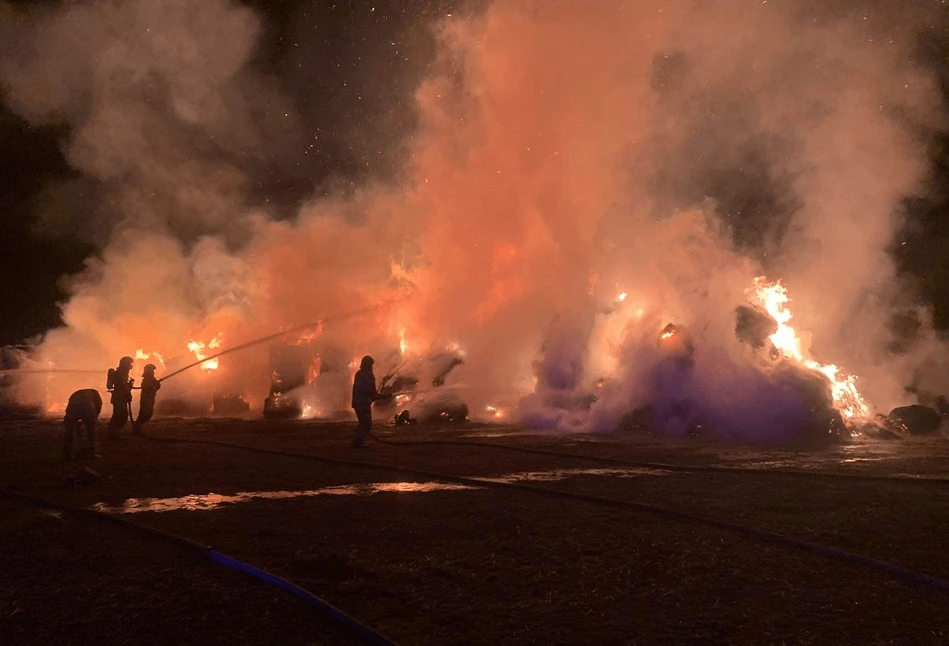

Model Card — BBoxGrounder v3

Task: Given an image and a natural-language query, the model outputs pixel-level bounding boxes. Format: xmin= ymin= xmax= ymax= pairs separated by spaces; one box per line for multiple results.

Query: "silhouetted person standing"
xmin=107 ymin=356 xmax=134 ymax=440
xmin=352 ymin=355 xmax=382 ymax=448
xmin=135 ymin=363 xmax=161 ymax=433
xmin=63 ymin=388 xmax=103 ymax=459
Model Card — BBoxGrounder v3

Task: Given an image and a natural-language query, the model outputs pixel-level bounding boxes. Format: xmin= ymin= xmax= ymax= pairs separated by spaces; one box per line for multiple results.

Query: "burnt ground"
xmin=2 ymin=418 xmax=949 ymax=645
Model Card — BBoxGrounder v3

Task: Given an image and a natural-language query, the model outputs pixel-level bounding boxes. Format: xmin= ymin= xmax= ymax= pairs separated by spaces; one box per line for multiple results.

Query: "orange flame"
xmin=485 ymin=404 xmax=505 ymax=419
xmin=186 ymin=334 xmax=223 ymax=371
xmin=134 ymin=348 xmax=166 ymax=367
xmin=752 ymin=277 xmax=870 ymax=420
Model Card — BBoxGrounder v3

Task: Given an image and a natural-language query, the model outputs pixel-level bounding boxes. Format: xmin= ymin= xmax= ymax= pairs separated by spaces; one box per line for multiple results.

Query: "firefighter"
xmin=351 ymin=355 xmax=388 ymax=447
xmin=107 ymin=356 xmax=135 ymax=439
xmin=134 ymin=363 xmax=161 ymax=433
xmin=63 ymin=388 xmax=103 ymax=459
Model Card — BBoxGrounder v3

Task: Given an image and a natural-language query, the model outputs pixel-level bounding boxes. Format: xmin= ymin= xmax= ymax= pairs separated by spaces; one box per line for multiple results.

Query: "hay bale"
xmin=212 ymin=394 xmax=250 ymax=415
xmin=859 ymin=422 xmax=903 ymax=441
xmin=735 ymin=305 xmax=778 ymax=348
xmin=63 ymin=467 xmax=104 ymax=488
xmin=887 ymin=405 xmax=943 ymax=436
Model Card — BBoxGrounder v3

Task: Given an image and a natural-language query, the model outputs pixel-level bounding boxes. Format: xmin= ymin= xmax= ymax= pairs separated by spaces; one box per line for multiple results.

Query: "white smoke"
xmin=1 ymin=0 xmax=946 ymax=440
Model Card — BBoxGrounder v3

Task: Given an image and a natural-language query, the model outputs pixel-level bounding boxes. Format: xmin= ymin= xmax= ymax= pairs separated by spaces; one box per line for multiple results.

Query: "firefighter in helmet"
xmin=134 ymin=363 xmax=161 ymax=433
xmin=107 ymin=356 xmax=135 ymax=439
xmin=351 ymin=355 xmax=389 ymax=447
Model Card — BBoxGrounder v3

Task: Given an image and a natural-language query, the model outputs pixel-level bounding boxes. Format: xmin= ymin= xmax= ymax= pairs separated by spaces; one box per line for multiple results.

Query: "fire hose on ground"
xmin=13 ymin=300 xmax=949 ymax=597
xmin=365 ymin=429 xmax=949 ymax=485
xmin=0 ymin=487 xmax=397 ymax=646
xmin=135 ymin=430 xmax=949 ymax=595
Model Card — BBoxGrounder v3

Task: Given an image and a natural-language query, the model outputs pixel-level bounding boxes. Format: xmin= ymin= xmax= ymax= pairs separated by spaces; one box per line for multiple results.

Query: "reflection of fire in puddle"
xmin=92 ymin=482 xmax=476 ymax=514
xmin=477 ymin=468 xmax=670 ymax=483
xmin=459 ymin=432 xmax=537 ymax=439
xmin=92 ymin=468 xmax=670 ymax=514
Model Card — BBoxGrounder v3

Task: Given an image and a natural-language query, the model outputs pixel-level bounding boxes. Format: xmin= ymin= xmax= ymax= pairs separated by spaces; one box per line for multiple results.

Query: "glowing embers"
xmin=656 ymin=323 xmax=695 ymax=369
xmin=484 ymin=404 xmax=506 ymax=419
xmin=46 ymin=402 xmax=66 ymax=415
xmin=185 ymin=334 xmax=223 ymax=371
xmin=300 ymin=402 xmax=322 ymax=419
xmin=751 ymin=277 xmax=870 ymax=420
xmin=612 ymin=290 xmax=645 ymax=318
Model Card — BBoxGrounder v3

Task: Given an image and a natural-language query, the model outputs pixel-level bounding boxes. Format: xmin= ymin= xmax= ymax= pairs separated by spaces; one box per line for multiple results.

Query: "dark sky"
xmin=1 ymin=0 xmax=948 ymax=346
xmin=0 ymin=0 xmax=461 ymax=345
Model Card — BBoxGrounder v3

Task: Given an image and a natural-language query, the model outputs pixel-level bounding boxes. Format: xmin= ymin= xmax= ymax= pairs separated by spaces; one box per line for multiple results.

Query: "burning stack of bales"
xmin=377 ymin=351 xmax=469 ymax=425
xmin=263 ymin=344 xmax=313 ymax=419
xmin=609 ymin=309 xmax=863 ymax=443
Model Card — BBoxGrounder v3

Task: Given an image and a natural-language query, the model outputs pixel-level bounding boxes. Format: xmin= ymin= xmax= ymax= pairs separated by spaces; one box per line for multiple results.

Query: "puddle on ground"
xmin=459 ymin=431 xmax=538 ymax=439
xmin=477 ymin=467 xmax=670 ymax=483
xmin=92 ymin=468 xmax=670 ymax=514
xmin=92 ymin=481 xmax=477 ymax=514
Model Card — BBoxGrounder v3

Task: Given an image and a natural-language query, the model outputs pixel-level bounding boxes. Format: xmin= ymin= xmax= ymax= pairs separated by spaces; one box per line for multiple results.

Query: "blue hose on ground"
xmin=205 ymin=551 xmax=394 ymax=646
xmin=0 ymin=488 xmax=396 ymax=646
xmin=146 ymin=432 xmax=949 ymax=595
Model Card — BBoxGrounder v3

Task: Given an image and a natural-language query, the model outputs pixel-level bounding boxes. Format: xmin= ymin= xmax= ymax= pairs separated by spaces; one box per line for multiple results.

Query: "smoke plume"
xmin=2 ymin=0 xmax=947 ymax=440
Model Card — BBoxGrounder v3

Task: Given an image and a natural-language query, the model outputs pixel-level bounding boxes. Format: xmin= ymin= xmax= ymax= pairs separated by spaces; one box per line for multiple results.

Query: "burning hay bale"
xmin=263 ymin=344 xmax=314 ymax=419
xmin=615 ymin=353 xmax=851 ymax=444
xmin=404 ymin=393 xmax=469 ymax=424
xmin=657 ymin=323 xmax=695 ymax=370
xmin=377 ymin=351 xmax=468 ymax=424
xmin=263 ymin=392 xmax=302 ymax=419
xmin=212 ymin=394 xmax=250 ymax=416
xmin=735 ymin=305 xmax=778 ymax=350
xmin=886 ymin=405 xmax=943 ymax=436
xmin=792 ymin=366 xmax=849 ymax=443
xmin=858 ymin=418 xmax=904 ymax=441
xmin=394 ymin=410 xmax=417 ymax=426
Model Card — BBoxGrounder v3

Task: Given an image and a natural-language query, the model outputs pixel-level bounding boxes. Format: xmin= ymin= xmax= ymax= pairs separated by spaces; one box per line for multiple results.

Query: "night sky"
xmin=0 ymin=0 xmax=460 ymax=345
xmin=1 ymin=0 xmax=947 ymax=346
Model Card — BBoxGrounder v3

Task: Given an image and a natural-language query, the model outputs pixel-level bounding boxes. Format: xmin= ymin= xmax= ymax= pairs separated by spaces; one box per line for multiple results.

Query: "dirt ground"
xmin=2 ymin=417 xmax=949 ymax=645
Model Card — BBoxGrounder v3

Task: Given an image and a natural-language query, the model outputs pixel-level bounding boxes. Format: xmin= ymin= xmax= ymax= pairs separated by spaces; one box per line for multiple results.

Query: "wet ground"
xmin=2 ymin=417 xmax=949 ymax=645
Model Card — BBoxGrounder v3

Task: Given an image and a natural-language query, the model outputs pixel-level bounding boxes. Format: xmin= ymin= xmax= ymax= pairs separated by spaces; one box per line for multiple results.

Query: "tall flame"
xmin=186 ymin=334 xmax=223 ymax=371
xmin=752 ymin=277 xmax=870 ymax=420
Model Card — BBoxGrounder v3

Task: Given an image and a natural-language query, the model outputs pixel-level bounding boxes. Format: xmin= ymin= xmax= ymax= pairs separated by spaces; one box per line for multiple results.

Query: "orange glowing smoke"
xmin=752 ymin=277 xmax=871 ymax=420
